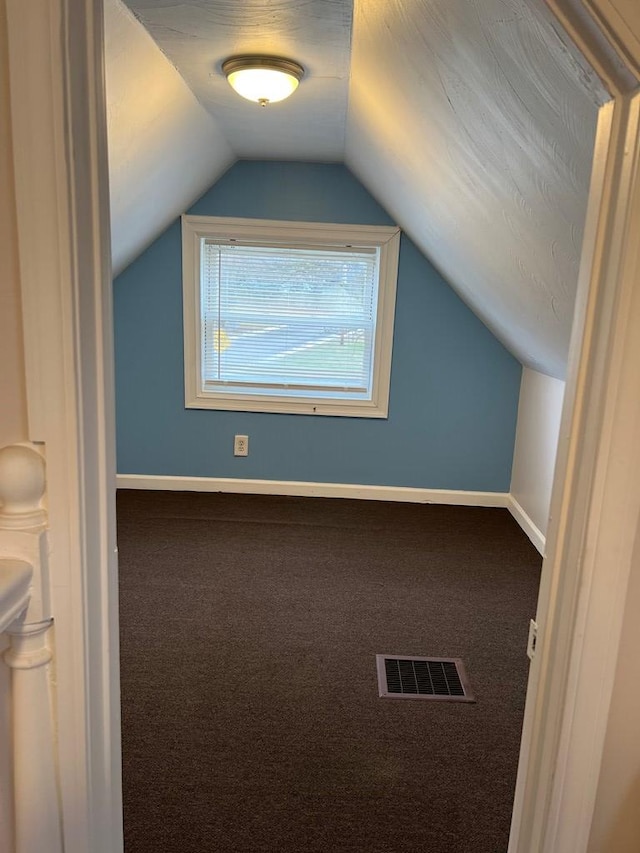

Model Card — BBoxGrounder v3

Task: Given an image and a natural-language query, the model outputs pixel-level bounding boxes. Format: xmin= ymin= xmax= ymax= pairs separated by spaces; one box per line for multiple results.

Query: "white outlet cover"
xmin=527 ymin=619 xmax=538 ymax=660
xmin=234 ymin=435 xmax=249 ymax=456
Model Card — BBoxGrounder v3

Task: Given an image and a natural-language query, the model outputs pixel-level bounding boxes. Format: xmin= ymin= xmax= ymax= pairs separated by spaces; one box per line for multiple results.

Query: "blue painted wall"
xmin=114 ymin=162 xmax=521 ymax=491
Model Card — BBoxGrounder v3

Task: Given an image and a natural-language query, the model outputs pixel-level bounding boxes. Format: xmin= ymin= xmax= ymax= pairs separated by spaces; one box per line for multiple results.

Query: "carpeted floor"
xmin=117 ymin=490 xmax=542 ymax=853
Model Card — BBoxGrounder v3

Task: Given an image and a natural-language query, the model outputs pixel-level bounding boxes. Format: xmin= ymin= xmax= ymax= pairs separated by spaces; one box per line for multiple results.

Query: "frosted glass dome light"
xmin=222 ymin=56 xmax=304 ymax=106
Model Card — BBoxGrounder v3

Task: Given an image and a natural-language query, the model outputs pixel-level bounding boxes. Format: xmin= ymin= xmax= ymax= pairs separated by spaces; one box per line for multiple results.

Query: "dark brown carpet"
xmin=117 ymin=490 xmax=541 ymax=853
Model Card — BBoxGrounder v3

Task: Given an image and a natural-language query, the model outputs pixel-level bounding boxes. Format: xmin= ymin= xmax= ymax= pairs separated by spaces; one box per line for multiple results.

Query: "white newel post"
xmin=4 ymin=620 xmax=62 ymax=853
xmin=0 ymin=444 xmax=63 ymax=853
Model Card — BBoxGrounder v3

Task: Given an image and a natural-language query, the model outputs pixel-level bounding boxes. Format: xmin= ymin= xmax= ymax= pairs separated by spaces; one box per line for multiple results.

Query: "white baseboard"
xmin=116 ymin=474 xmax=509 ymax=508
xmin=508 ymin=496 xmax=546 ymax=555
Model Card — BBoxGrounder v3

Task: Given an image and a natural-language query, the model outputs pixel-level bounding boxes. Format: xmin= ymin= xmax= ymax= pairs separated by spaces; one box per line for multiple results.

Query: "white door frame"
xmin=5 ymin=1 xmax=121 ymax=851
xmin=509 ymin=2 xmax=640 ymax=850
xmin=4 ymin=1 xmax=639 ymax=851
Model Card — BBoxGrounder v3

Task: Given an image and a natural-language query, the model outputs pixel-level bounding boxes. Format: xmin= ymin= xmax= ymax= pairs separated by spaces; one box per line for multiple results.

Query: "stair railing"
xmin=0 ymin=443 xmax=63 ymax=853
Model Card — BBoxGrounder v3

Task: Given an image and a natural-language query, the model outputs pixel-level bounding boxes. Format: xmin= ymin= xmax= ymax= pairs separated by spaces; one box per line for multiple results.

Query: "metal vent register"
xmin=376 ymin=655 xmax=475 ymax=702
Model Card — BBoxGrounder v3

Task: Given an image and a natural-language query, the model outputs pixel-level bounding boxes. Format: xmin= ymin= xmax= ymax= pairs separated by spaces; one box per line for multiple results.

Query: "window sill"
xmin=185 ymin=391 xmax=389 ymax=418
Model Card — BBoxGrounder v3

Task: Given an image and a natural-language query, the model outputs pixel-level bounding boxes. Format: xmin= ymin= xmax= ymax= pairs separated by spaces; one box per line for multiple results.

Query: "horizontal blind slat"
xmin=201 ymin=241 xmax=378 ymax=394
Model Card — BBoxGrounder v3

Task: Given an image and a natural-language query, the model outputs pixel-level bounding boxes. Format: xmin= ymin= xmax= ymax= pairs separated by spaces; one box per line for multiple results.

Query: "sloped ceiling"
xmin=107 ymin=0 xmax=608 ymax=378
xmin=346 ymin=0 xmax=606 ymax=378
xmin=105 ymin=0 xmax=233 ymax=274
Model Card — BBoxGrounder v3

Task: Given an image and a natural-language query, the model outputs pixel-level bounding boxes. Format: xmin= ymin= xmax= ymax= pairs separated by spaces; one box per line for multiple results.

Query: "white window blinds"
xmin=200 ymin=242 xmax=379 ymax=399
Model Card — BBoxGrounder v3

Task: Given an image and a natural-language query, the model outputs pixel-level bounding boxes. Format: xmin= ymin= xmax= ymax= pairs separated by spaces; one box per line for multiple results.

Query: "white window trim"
xmin=182 ymin=215 xmax=401 ymax=417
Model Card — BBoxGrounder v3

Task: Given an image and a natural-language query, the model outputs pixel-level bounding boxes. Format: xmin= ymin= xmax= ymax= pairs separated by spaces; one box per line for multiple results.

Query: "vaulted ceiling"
xmin=105 ymin=0 xmax=608 ymax=378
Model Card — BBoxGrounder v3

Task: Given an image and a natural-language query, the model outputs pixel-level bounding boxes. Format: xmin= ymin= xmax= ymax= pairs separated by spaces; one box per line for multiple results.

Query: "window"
xmin=182 ymin=216 xmax=400 ymax=417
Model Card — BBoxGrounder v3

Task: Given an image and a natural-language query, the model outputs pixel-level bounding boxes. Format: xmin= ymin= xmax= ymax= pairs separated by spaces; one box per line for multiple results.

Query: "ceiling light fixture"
xmin=222 ymin=56 xmax=304 ymax=107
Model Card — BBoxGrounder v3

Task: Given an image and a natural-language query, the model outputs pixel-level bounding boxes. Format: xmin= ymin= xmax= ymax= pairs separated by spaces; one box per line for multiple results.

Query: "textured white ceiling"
xmin=105 ymin=0 xmax=233 ymax=274
xmin=346 ymin=0 xmax=607 ymax=378
xmin=111 ymin=0 xmax=609 ymax=377
xmin=122 ymin=0 xmax=352 ymax=161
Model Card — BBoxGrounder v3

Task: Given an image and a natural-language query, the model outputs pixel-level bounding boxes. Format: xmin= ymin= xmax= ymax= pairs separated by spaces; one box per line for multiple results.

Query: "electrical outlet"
xmin=234 ymin=434 xmax=249 ymax=457
xmin=527 ymin=619 xmax=538 ymax=660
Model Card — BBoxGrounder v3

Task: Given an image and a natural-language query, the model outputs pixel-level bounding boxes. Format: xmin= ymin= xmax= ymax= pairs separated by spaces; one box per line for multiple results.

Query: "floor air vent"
xmin=376 ymin=655 xmax=475 ymax=702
